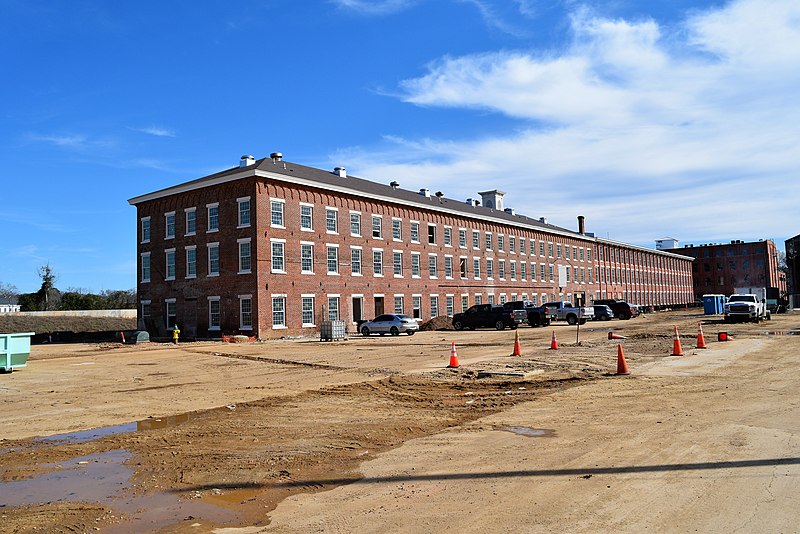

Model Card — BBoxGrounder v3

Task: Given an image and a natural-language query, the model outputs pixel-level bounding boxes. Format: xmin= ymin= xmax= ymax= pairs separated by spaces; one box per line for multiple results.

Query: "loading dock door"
xmin=352 ymin=297 xmax=363 ymax=323
xmin=374 ymin=296 xmax=384 ymax=317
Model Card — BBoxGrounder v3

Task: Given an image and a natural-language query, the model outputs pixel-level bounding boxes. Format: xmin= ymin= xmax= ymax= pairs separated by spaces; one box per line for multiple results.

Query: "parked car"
xmin=542 ymin=301 xmax=594 ymax=325
xmin=593 ymin=299 xmax=639 ymax=320
xmin=593 ymin=304 xmax=614 ymax=321
xmin=360 ymin=314 xmax=419 ymax=336
xmin=452 ymin=304 xmax=520 ymax=331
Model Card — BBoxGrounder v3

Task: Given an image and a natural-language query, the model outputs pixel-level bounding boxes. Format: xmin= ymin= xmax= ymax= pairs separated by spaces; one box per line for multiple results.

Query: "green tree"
xmin=36 ymin=263 xmax=60 ymax=311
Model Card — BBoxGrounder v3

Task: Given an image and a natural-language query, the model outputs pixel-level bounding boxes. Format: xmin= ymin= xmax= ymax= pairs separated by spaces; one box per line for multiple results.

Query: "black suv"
xmin=593 ymin=299 xmax=639 ymax=320
xmin=452 ymin=304 xmax=519 ymax=331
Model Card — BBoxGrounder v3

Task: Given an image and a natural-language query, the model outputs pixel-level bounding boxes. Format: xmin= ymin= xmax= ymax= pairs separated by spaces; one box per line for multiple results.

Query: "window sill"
xmin=270 ymin=225 xmax=286 ymax=230
xmin=394 ymin=275 xmax=404 ymax=279
xmin=271 ymin=270 xmax=287 ymax=275
xmin=328 ymin=272 xmax=340 ymax=276
xmin=185 ymin=232 xmax=196 ymax=237
xmin=373 ymin=274 xmax=384 ymax=278
xmin=207 ymin=228 xmax=219 ymax=233
xmin=186 ymin=275 xmax=197 ymax=280
xmin=351 ymin=273 xmax=363 ymax=277
xmin=207 ymin=273 xmax=220 ymax=277
xmin=240 ymin=326 xmax=253 ymax=331
xmin=238 ymin=270 xmax=252 ymax=275
xmin=209 ymin=326 xmax=221 ymax=331
xmin=326 ymin=231 xmax=339 ymax=235
xmin=141 ymin=240 xmax=150 ymax=245
xmin=272 ymin=325 xmax=287 ymax=330
xmin=165 ymin=276 xmax=175 ymax=281
xmin=141 ymin=279 xmax=151 ymax=284
xmin=300 ymin=228 xmax=314 ymax=232
xmin=165 ymin=236 xmax=175 ymax=240
xmin=302 ymin=271 xmax=315 ymax=275
xmin=302 ymin=323 xmax=316 ymax=328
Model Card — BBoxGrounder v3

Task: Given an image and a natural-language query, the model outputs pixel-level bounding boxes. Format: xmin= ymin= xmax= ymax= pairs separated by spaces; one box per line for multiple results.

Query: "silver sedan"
xmin=360 ymin=314 xmax=419 ymax=336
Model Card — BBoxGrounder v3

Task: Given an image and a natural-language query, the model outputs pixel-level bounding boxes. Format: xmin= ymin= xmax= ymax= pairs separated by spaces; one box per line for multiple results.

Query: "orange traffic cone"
xmin=672 ymin=325 xmax=684 ymax=356
xmin=512 ymin=330 xmax=522 ymax=356
xmin=448 ymin=342 xmax=460 ymax=368
xmin=549 ymin=330 xmax=559 ymax=350
xmin=616 ymin=344 xmax=630 ymax=375
xmin=608 ymin=331 xmax=626 ymax=340
xmin=696 ymin=323 xmax=707 ymax=349
xmin=120 ymin=331 xmax=126 ymax=344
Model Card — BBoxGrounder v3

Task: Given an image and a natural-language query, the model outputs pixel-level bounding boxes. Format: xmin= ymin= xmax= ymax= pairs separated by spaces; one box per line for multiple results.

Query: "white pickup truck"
xmin=724 ymin=293 xmax=770 ymax=323
xmin=542 ymin=301 xmax=594 ymax=325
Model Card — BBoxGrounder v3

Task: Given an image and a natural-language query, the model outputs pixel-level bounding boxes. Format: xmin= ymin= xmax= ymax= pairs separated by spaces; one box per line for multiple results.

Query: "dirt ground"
xmin=1 ymin=310 xmax=798 ymax=532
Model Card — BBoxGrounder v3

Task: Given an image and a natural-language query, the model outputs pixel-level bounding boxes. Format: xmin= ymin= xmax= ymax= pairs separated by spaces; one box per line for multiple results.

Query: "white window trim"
xmin=372 ymin=247 xmax=384 ymax=278
xmin=185 ymin=245 xmax=197 ymax=279
xmin=207 ymin=296 xmax=221 ymax=331
xmin=184 ymin=208 xmax=196 ymax=236
xmin=325 ymin=206 xmax=339 ymax=235
xmin=350 ymin=245 xmax=363 ymax=277
xmin=140 ymin=252 xmax=151 ymax=283
xmin=237 ymin=196 xmax=251 ymax=229
xmin=206 ymin=242 xmax=220 ymax=277
xmin=237 ymin=237 xmax=252 ymax=275
xmin=428 ymin=253 xmax=438 ymax=279
xmin=140 ymin=216 xmax=151 ymax=244
xmin=349 ymin=210 xmax=362 ymax=237
xmin=165 ymin=248 xmax=176 ymax=281
xmin=473 ymin=256 xmax=481 ymax=280
xmin=270 ymin=238 xmax=287 ymax=274
xmin=270 ymin=294 xmax=287 ymax=330
xmin=326 ymin=244 xmax=340 ymax=275
xmin=391 ymin=217 xmax=403 ymax=242
xmin=410 ymin=220 xmax=421 ymax=243
xmin=164 ymin=211 xmax=176 ymax=240
xmin=301 ymin=241 xmax=315 ymax=275
xmin=411 ymin=252 xmax=421 ymax=278
xmin=299 ymin=202 xmax=314 ymax=232
xmin=393 ymin=250 xmax=404 ymax=278
xmin=206 ymin=203 xmax=219 ymax=233
xmin=371 ymin=214 xmax=383 ymax=240
xmin=301 ymin=293 xmax=316 ymax=327
xmin=239 ymin=294 xmax=253 ymax=330
xmin=443 ymin=225 xmax=453 ymax=247
xmin=270 ymin=198 xmax=286 ymax=229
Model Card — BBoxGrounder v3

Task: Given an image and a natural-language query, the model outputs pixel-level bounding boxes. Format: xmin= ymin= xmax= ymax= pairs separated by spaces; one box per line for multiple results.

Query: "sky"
xmin=1 ymin=0 xmax=798 ymax=293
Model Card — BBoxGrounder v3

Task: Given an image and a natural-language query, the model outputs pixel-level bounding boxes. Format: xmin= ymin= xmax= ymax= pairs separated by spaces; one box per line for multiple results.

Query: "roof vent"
xmin=270 ymin=152 xmax=282 ymax=161
xmin=539 ymin=217 xmax=548 ymax=224
xmin=240 ymin=155 xmax=255 ymax=168
xmin=466 ymin=198 xmax=473 ymax=205
xmin=473 ymin=200 xmax=480 ymax=206
xmin=504 ymin=207 xmax=516 ymax=216
xmin=334 ymin=167 xmax=346 ymax=178
xmin=390 ymin=181 xmax=399 ymax=189
xmin=418 ymin=188 xmax=431 ymax=198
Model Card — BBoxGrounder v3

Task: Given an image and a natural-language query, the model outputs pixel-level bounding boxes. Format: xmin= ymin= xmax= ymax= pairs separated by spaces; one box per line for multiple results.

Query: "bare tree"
xmin=0 ymin=281 xmax=18 ymax=301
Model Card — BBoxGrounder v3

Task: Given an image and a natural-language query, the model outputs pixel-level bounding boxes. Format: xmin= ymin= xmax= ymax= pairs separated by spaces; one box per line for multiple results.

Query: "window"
xmin=566 ymin=267 xmax=571 ymax=282
xmin=165 ymin=249 xmax=176 ymax=280
xmin=328 ymin=296 xmax=340 ymax=321
xmin=444 ymin=227 xmax=452 ymax=246
xmin=373 ymin=250 xmax=383 ymax=276
xmin=473 ymin=231 xmax=480 ymax=249
xmin=140 ymin=252 xmax=150 ymax=282
xmin=165 ymin=299 xmax=177 ymax=329
xmin=459 ymin=229 xmax=467 ymax=248
xmin=430 ymin=295 xmax=439 ymax=317
xmin=237 ymin=197 xmax=251 ymax=227
xmin=473 ymin=258 xmax=481 ymax=279
xmin=302 ymin=296 xmax=315 ymax=326
xmin=539 ymin=241 xmax=545 ymax=256
xmin=510 ymin=261 xmax=517 ymax=280
xmin=445 ymin=256 xmax=453 ymax=278
xmin=372 ymin=215 xmax=382 ymax=238
xmin=446 ymin=296 xmax=455 ymax=316
xmin=392 ymin=219 xmax=402 ymax=241
xmin=141 ymin=217 xmax=150 ymax=243
xmin=549 ymin=264 xmax=554 ymax=282
xmin=520 ymin=262 xmax=526 ymax=280
xmin=394 ymin=295 xmax=404 ymax=314
xmin=485 ymin=233 xmax=492 ymax=250
xmin=427 ymin=224 xmax=436 ymax=244
xmin=509 ymin=236 xmax=516 ymax=253
xmin=327 ymin=246 xmax=339 ymax=274
xmin=240 ymin=296 xmax=253 ymax=329
xmin=186 ymin=246 xmax=196 ymax=278
xmin=429 ymin=254 xmax=438 ymax=278
xmin=271 ymin=241 xmax=285 ymax=272
xmin=270 ymin=200 xmax=284 ymax=227
xmin=300 ymin=204 xmax=313 ymax=231
xmin=410 ymin=222 xmax=420 ymax=243
xmin=350 ymin=212 xmax=361 ymax=236
xmin=498 ymin=235 xmax=505 ymax=252
xmin=557 ymin=244 xmax=562 ymax=258
xmin=461 ymin=295 xmax=469 ymax=312
xmin=393 ymin=252 xmax=403 ymax=276
xmin=412 ymin=296 xmax=421 ymax=319
xmin=208 ymin=243 xmax=220 ymax=276
xmin=499 ymin=294 xmax=507 ymax=305
xmin=165 ymin=212 xmax=175 ymax=239
xmin=519 ymin=238 xmax=525 ymax=255
xmin=579 ymin=248 xmax=584 ymax=261
xmin=587 ymin=249 xmax=592 ymax=262
xmin=459 ymin=257 xmax=468 ymax=278
xmin=499 ymin=259 xmax=506 ymax=279
xmin=301 ymin=243 xmax=314 ymax=273
xmin=271 ymin=296 xmax=285 ymax=328
xmin=488 ymin=294 xmax=495 ymax=305
xmin=351 ymin=247 xmax=362 ymax=275
xmin=141 ymin=300 xmax=151 ymax=318
xmin=208 ymin=297 xmax=220 ymax=330
xmin=487 ymin=259 xmax=494 ymax=279
xmin=540 ymin=263 xmax=546 ymax=282
xmin=326 ymin=208 xmax=338 ymax=233
xmin=238 ymin=239 xmax=251 ymax=273
xmin=411 ymin=254 xmax=421 ymax=277
xmin=475 ymin=295 xmax=482 ymax=305
xmin=208 ymin=203 xmax=219 ymax=232
xmin=185 ymin=209 xmax=196 ymax=236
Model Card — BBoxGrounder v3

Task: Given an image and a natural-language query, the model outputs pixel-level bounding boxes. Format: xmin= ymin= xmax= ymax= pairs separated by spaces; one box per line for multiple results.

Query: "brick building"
xmin=663 ymin=239 xmax=786 ymax=300
xmin=129 ymin=154 xmax=694 ymax=339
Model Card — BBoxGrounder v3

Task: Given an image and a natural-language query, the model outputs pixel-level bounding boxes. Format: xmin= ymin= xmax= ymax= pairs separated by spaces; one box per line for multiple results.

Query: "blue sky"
xmin=2 ymin=0 xmax=798 ymax=293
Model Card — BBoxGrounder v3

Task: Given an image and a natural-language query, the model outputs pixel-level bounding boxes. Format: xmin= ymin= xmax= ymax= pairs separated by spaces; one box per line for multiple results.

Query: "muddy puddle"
xmin=34 ymin=414 xmax=191 ymax=445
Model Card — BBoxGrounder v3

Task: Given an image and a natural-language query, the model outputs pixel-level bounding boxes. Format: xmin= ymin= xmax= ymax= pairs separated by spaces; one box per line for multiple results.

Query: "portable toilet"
xmin=702 ymin=294 xmax=725 ymax=315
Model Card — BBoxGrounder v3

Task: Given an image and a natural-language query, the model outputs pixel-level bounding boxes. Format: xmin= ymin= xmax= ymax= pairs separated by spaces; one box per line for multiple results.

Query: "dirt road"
xmin=1 ymin=310 xmax=799 ymax=532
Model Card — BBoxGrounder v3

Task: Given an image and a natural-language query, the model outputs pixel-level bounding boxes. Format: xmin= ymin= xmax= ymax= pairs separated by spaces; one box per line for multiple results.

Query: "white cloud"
xmin=342 ymin=0 xmax=800 ymax=246
xmin=332 ymin=0 xmax=419 ymax=15
xmin=132 ymin=126 xmax=176 ymax=137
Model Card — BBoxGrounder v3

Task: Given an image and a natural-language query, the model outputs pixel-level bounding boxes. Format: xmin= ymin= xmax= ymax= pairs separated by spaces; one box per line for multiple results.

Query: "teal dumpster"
xmin=1 ymin=332 xmax=34 ymax=372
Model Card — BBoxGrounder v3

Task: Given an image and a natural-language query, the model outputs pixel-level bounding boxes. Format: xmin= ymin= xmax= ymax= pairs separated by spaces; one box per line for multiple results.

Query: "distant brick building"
xmin=129 ymin=154 xmax=694 ymax=339
xmin=663 ymin=239 xmax=786 ymax=300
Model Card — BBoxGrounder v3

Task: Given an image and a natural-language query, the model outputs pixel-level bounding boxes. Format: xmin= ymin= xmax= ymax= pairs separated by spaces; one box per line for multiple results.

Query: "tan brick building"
xmin=129 ymin=154 xmax=694 ymax=339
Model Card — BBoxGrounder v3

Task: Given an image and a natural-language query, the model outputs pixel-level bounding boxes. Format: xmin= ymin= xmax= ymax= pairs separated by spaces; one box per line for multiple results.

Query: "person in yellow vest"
xmin=172 ymin=325 xmax=180 ymax=345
